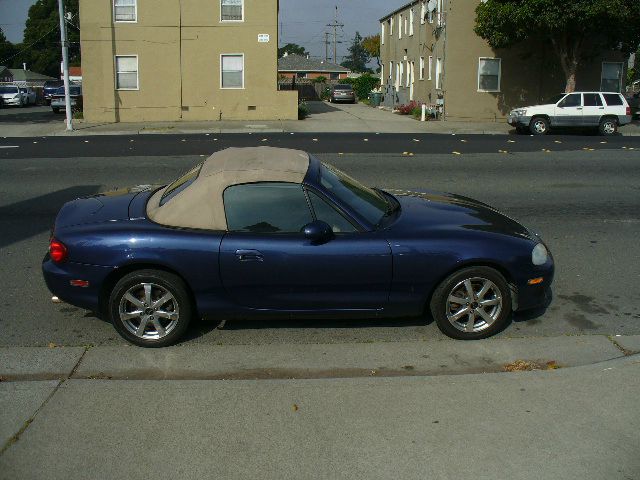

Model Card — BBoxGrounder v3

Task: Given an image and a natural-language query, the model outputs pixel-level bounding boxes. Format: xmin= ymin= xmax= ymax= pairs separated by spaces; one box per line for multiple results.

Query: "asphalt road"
xmin=0 ymin=148 xmax=639 ymax=346
xmin=2 ymin=130 xmax=640 ymax=158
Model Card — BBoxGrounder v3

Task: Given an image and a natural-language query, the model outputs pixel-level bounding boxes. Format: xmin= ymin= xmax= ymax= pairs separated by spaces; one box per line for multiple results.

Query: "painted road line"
xmin=0 ymin=146 xmax=20 ymax=149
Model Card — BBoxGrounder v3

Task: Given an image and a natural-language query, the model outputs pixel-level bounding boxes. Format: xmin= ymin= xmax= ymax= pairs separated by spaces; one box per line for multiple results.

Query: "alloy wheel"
xmin=446 ymin=277 xmax=503 ymax=333
xmin=118 ymin=282 xmax=180 ymax=340
xmin=533 ymin=119 xmax=547 ymax=134
xmin=603 ymin=121 xmax=616 ymax=135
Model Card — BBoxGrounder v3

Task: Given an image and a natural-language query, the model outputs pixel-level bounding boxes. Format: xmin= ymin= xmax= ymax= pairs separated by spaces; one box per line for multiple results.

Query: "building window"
xmin=420 ymin=1 xmax=426 ymax=24
xmin=381 ymin=64 xmax=384 ymax=85
xmin=428 ymin=55 xmax=433 ymax=80
xmin=114 ymin=0 xmax=137 ymax=22
xmin=389 ymin=17 xmax=393 ymax=36
xmin=437 ymin=0 xmax=444 ymax=26
xmin=221 ymin=54 xmax=244 ymax=89
xmin=381 ymin=23 xmax=385 ymax=44
xmin=409 ymin=8 xmax=414 ymax=36
xmin=419 ymin=57 xmax=425 ymax=80
xmin=601 ymin=62 xmax=623 ymax=92
xmin=330 ymin=73 xmax=339 ymax=80
xmin=399 ymin=14 xmax=402 ymax=39
xmin=406 ymin=61 xmax=410 ymax=87
xmin=115 ymin=55 xmax=139 ymax=90
xmin=221 ymin=0 xmax=243 ymax=22
xmin=296 ymin=72 xmax=308 ymax=79
xmin=478 ymin=57 xmax=501 ymax=92
xmin=435 ymin=57 xmax=442 ymax=89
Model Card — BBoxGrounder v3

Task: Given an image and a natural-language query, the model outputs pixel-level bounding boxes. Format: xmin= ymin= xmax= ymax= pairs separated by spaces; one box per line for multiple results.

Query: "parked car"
xmin=43 ymin=80 xmax=64 ymax=105
xmin=0 ymin=84 xmax=26 ymax=107
xmin=43 ymin=147 xmax=554 ymax=347
xmin=508 ymin=92 xmax=632 ymax=135
xmin=19 ymin=87 xmax=37 ymax=106
xmin=51 ymin=85 xmax=83 ymax=113
xmin=625 ymin=92 xmax=639 ymax=119
xmin=329 ymin=84 xmax=356 ymax=103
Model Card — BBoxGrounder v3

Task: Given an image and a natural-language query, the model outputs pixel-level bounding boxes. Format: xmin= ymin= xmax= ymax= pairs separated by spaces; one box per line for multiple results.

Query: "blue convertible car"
xmin=43 ymin=147 xmax=553 ymax=347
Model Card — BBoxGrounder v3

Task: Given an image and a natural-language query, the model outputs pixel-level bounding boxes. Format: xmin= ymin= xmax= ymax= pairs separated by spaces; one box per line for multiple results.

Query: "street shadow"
xmin=0 ymin=186 xmax=102 ymax=249
xmin=306 ymin=101 xmax=341 ymax=114
xmin=0 ymin=108 xmax=60 ymax=124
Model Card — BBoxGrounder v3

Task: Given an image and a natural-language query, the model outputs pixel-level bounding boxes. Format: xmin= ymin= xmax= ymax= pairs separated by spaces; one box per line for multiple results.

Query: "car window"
xmin=558 ymin=94 xmax=581 ymax=108
xmin=307 ymin=190 xmax=357 ymax=233
xmin=224 ymin=183 xmax=313 ymax=233
xmin=602 ymin=93 xmax=623 ymax=106
xmin=583 ymin=93 xmax=603 ymax=107
xmin=334 ymin=85 xmax=353 ymax=90
xmin=319 ymin=163 xmax=388 ymax=227
xmin=160 ymin=163 xmax=203 ymax=206
xmin=0 ymin=86 xmax=19 ymax=94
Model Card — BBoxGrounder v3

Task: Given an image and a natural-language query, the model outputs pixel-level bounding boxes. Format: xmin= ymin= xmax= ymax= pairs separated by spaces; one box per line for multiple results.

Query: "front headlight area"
xmin=512 ymin=109 xmax=527 ymax=116
xmin=531 ymin=243 xmax=548 ymax=266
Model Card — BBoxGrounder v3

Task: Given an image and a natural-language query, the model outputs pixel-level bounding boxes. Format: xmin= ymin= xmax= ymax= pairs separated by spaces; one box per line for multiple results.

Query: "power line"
xmin=326 ymin=5 xmax=344 ymax=64
xmin=0 ymin=23 xmax=59 ymax=65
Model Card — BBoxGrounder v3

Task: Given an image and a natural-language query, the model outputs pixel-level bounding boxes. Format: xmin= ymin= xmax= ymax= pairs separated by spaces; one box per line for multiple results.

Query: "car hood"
xmin=386 ymin=189 xmax=533 ymax=240
xmin=1 ymin=93 xmax=19 ymax=98
xmin=511 ymin=103 xmax=554 ymax=112
xmin=55 ymin=185 xmax=159 ymax=229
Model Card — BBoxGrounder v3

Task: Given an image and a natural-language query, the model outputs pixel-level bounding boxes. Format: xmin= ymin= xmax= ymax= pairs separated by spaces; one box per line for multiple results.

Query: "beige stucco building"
xmin=380 ymin=0 xmax=626 ymax=121
xmin=79 ymin=0 xmax=297 ymax=122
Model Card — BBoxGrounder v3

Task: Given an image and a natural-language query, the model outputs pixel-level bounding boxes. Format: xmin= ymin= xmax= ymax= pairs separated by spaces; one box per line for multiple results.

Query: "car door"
xmin=554 ymin=93 xmax=583 ymax=126
xmin=219 ymin=182 xmax=392 ymax=311
xmin=582 ymin=93 xmax=605 ymax=126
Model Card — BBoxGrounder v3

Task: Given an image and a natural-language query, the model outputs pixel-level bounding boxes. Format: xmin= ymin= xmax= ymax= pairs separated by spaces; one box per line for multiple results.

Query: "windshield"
xmin=544 ymin=94 xmax=565 ymax=105
xmin=0 ymin=86 xmax=19 ymax=94
xmin=160 ymin=163 xmax=203 ymax=206
xmin=319 ymin=162 xmax=389 ymax=227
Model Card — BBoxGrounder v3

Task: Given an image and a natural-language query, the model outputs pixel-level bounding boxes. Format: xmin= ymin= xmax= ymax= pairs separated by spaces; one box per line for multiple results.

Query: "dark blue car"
xmin=43 ymin=147 xmax=554 ymax=347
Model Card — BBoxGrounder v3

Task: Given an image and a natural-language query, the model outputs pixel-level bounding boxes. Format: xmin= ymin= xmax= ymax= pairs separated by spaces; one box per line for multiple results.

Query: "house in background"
xmin=7 ymin=67 xmax=56 ymax=87
xmin=80 ymin=0 xmax=297 ymax=122
xmin=278 ymin=54 xmax=350 ymax=80
xmin=379 ymin=0 xmax=627 ymax=121
xmin=60 ymin=64 xmax=83 ymax=83
xmin=0 ymin=66 xmax=13 ymax=83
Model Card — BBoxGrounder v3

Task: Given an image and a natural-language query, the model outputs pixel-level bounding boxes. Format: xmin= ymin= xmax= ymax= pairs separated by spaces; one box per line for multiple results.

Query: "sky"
xmin=1 ymin=0 xmax=397 ymax=61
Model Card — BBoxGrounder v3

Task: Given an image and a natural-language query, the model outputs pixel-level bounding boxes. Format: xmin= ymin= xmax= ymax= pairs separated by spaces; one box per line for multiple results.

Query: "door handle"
xmin=576 ymin=107 xmax=582 ymax=110
xmin=235 ymin=249 xmax=264 ymax=262
xmin=598 ymin=107 xmax=605 ymax=109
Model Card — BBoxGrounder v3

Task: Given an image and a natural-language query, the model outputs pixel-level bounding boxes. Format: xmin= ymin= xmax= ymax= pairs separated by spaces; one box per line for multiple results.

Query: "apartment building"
xmin=380 ymin=0 xmax=626 ymax=121
xmin=80 ymin=0 xmax=297 ymax=122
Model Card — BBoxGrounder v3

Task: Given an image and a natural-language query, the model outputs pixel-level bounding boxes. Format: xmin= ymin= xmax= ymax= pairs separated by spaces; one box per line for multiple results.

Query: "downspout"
xmin=440 ymin=0 xmax=448 ymax=121
xmin=179 ymin=0 xmax=183 ymax=119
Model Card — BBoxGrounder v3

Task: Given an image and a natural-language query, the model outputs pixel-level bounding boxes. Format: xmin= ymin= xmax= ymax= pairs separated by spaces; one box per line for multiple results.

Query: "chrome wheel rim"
xmin=533 ymin=120 xmax=546 ymax=133
xmin=446 ymin=277 xmax=503 ymax=333
xmin=119 ymin=283 xmax=180 ymax=340
xmin=603 ymin=121 xmax=615 ymax=134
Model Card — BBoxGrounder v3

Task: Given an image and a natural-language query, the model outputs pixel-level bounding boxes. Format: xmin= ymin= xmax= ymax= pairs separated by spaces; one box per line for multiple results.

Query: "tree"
xmin=278 ymin=43 xmax=309 ymax=58
xmin=17 ymin=0 xmax=80 ymax=76
xmin=362 ymin=34 xmax=380 ymax=71
xmin=0 ymin=28 xmax=16 ymax=66
xmin=475 ymin=0 xmax=640 ymax=93
xmin=340 ymin=32 xmax=372 ymax=73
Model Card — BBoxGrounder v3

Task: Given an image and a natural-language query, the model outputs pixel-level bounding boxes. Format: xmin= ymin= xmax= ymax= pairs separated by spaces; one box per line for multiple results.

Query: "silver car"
xmin=329 ymin=84 xmax=356 ymax=104
xmin=0 ymin=85 xmax=25 ymax=107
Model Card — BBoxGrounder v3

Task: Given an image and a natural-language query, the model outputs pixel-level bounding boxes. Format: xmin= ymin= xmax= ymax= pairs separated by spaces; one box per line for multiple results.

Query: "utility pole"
xmin=324 ymin=32 xmax=331 ymax=62
xmin=57 ymin=0 xmax=72 ymax=131
xmin=326 ymin=5 xmax=343 ymax=64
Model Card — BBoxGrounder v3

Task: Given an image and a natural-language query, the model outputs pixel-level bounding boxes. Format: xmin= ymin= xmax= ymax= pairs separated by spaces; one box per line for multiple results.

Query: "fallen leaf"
xmin=452 ymin=151 xmax=461 ymax=155
xmin=292 ymin=404 xmax=299 ymax=412
xmin=48 ymin=342 xmax=57 ymax=349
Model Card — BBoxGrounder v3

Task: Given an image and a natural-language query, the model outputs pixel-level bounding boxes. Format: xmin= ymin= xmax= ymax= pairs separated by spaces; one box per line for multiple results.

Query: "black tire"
xmin=108 ymin=269 xmax=193 ymax=347
xmin=529 ymin=116 xmax=549 ymax=135
xmin=430 ymin=266 xmax=512 ymax=340
xmin=598 ymin=117 xmax=618 ymax=136
xmin=52 ymin=108 xmax=60 ymax=114
xmin=515 ymin=126 xmax=527 ymax=135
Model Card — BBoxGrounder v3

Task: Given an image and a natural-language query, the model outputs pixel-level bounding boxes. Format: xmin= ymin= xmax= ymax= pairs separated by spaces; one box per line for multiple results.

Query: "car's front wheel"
xmin=108 ymin=269 xmax=193 ymax=347
xmin=529 ymin=116 xmax=549 ymax=135
xmin=599 ymin=117 xmax=618 ymax=136
xmin=430 ymin=266 xmax=512 ymax=340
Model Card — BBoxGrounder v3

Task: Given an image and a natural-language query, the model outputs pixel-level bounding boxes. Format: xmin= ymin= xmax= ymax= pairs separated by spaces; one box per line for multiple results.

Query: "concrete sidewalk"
xmin=3 ymin=101 xmax=639 ymax=137
xmin=1 ymin=349 xmax=639 ymax=479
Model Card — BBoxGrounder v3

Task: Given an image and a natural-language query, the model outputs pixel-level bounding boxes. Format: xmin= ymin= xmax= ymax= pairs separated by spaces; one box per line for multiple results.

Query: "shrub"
xmin=312 ymin=76 xmax=327 ymax=84
xmin=338 ymin=73 xmax=380 ymax=100
xmin=396 ymin=101 xmax=419 ymax=115
xmin=298 ymin=102 xmax=309 ymax=120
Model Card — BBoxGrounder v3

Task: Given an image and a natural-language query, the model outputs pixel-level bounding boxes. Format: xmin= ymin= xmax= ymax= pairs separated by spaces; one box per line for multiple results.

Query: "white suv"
xmin=508 ymin=92 xmax=632 ymax=136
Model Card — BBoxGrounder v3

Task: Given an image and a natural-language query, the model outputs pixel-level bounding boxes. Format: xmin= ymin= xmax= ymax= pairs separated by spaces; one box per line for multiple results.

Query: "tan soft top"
xmin=147 ymin=147 xmax=310 ymax=230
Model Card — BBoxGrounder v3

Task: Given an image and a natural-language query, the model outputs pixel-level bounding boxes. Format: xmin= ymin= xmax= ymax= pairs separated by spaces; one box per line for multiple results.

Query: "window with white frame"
xmin=389 ymin=61 xmax=393 ymax=84
xmin=381 ymin=64 xmax=384 ymax=85
xmin=404 ymin=16 xmax=408 ymax=35
xmin=409 ymin=8 xmax=414 ymax=35
xmin=221 ymin=54 xmax=244 ymax=88
xmin=406 ymin=61 xmax=410 ymax=87
xmin=601 ymin=62 xmax=623 ymax=92
xmin=419 ymin=57 xmax=425 ymax=80
xmin=115 ymin=55 xmax=138 ymax=89
xmin=435 ymin=57 xmax=442 ymax=89
xmin=478 ymin=57 xmax=501 ymax=92
xmin=428 ymin=55 xmax=432 ymax=80
xmin=399 ymin=14 xmax=402 ymax=39
xmin=437 ymin=0 xmax=444 ymax=26
xmin=389 ymin=17 xmax=393 ymax=36
xmin=420 ymin=2 xmax=426 ymax=24
xmin=221 ymin=0 xmax=243 ymax=21
xmin=114 ymin=0 xmax=137 ymax=22
xmin=381 ymin=23 xmax=385 ymax=44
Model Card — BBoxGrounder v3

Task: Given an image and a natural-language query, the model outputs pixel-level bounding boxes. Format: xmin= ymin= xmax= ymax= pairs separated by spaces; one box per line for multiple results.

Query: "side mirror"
xmin=303 ymin=220 xmax=333 ymax=244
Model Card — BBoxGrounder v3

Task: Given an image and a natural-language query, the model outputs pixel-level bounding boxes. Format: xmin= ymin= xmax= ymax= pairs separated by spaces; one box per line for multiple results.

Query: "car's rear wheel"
xmin=108 ymin=269 xmax=193 ymax=347
xmin=430 ymin=266 xmax=512 ymax=340
xmin=599 ymin=117 xmax=618 ymax=136
xmin=529 ymin=116 xmax=549 ymax=135
xmin=52 ymin=107 xmax=60 ymax=114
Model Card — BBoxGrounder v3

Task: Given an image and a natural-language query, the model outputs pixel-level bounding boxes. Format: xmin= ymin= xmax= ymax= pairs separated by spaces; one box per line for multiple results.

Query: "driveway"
xmin=0 ymin=105 xmax=64 ymax=137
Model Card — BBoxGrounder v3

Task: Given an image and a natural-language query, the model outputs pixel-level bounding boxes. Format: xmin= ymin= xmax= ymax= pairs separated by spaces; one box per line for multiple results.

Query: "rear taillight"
xmin=627 ymin=106 xmax=631 ymax=116
xmin=49 ymin=239 xmax=68 ymax=263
